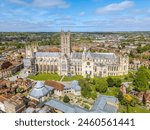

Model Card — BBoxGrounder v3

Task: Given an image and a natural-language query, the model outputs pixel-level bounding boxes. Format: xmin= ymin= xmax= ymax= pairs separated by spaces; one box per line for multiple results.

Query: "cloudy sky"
xmin=0 ymin=0 xmax=150 ymax=32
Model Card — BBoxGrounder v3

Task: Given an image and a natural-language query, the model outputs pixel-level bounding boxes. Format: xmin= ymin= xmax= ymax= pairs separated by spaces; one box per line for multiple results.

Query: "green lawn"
xmin=119 ymin=104 xmax=150 ymax=113
xmin=28 ymin=73 xmax=61 ymax=81
xmin=63 ymin=75 xmax=83 ymax=81
xmin=102 ymin=87 xmax=119 ymax=96
xmin=28 ymin=73 xmax=83 ymax=81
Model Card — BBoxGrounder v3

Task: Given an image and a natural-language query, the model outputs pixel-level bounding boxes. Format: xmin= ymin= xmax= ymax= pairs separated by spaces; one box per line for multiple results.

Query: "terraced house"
xmin=23 ymin=30 xmax=129 ymax=78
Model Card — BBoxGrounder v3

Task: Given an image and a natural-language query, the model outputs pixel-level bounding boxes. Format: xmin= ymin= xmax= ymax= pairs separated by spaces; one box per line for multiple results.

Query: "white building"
xmin=44 ymin=80 xmax=81 ymax=96
xmin=23 ymin=30 xmax=129 ymax=78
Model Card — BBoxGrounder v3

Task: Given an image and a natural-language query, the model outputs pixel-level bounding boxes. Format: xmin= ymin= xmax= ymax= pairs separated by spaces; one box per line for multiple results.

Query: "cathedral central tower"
xmin=61 ymin=30 xmax=71 ymax=57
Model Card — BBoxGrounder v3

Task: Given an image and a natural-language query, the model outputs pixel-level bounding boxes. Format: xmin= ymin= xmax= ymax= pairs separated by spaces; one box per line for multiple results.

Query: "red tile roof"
xmin=44 ymin=80 xmax=64 ymax=91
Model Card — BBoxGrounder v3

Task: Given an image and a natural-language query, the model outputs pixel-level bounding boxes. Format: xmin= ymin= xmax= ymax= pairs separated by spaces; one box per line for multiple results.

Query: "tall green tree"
xmin=79 ymin=78 xmax=92 ymax=98
xmin=107 ymin=77 xmax=115 ymax=87
xmin=95 ymin=78 xmax=108 ymax=93
xmin=114 ymin=78 xmax=122 ymax=88
xmin=133 ymin=66 xmax=150 ymax=92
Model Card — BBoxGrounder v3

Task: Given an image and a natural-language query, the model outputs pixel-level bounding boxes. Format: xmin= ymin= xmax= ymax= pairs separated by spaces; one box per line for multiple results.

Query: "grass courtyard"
xmin=27 ymin=73 xmax=83 ymax=81
xmin=28 ymin=73 xmax=61 ymax=81
xmin=28 ymin=72 xmax=132 ymax=82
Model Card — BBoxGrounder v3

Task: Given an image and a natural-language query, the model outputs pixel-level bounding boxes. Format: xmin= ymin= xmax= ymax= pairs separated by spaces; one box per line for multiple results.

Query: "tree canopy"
xmin=107 ymin=77 xmax=122 ymax=88
xmin=133 ymin=66 xmax=150 ymax=91
xmin=63 ymin=95 xmax=70 ymax=103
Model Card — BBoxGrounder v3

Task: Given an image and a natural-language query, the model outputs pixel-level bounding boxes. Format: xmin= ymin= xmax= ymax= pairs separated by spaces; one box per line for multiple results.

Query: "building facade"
xmin=23 ymin=30 xmax=129 ymax=78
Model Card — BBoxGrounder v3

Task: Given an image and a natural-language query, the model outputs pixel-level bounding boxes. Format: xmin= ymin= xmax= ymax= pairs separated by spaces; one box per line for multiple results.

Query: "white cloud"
xmin=96 ymin=1 xmax=134 ymax=14
xmin=81 ymin=16 xmax=150 ymax=31
xmin=9 ymin=0 xmax=28 ymax=6
xmin=79 ymin=12 xmax=85 ymax=16
xmin=9 ymin=0 xmax=69 ymax=8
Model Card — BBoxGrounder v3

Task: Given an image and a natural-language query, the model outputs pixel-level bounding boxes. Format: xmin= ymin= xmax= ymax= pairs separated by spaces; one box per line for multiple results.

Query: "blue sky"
xmin=0 ymin=0 xmax=150 ymax=32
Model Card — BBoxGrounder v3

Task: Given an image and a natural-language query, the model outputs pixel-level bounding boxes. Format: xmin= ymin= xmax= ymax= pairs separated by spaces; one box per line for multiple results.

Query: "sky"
xmin=0 ymin=0 xmax=150 ymax=32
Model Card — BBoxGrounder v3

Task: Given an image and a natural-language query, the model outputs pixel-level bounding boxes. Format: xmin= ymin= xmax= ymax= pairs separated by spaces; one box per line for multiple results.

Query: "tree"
xmin=107 ymin=77 xmax=122 ymax=88
xmin=95 ymin=78 xmax=108 ymax=93
xmin=142 ymin=95 xmax=146 ymax=106
xmin=90 ymin=90 xmax=97 ymax=99
xmin=63 ymin=95 xmax=70 ymax=103
xmin=126 ymin=86 xmax=132 ymax=93
xmin=130 ymin=98 xmax=137 ymax=107
xmin=133 ymin=66 xmax=150 ymax=92
xmin=107 ymin=77 xmax=115 ymax=87
xmin=84 ymin=104 xmax=90 ymax=110
xmin=117 ymin=91 xmax=123 ymax=102
xmin=122 ymin=94 xmax=132 ymax=113
xmin=114 ymin=78 xmax=122 ymax=88
xmin=16 ymin=87 xmax=23 ymax=93
xmin=79 ymin=78 xmax=93 ymax=98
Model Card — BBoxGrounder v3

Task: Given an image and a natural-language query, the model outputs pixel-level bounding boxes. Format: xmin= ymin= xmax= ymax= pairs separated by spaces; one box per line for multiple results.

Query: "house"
xmin=14 ymin=78 xmax=32 ymax=91
xmin=28 ymin=99 xmax=39 ymax=108
xmin=0 ymin=95 xmax=7 ymax=112
xmin=24 ymin=106 xmax=50 ymax=113
xmin=44 ymin=80 xmax=81 ymax=96
xmin=28 ymin=81 xmax=52 ymax=102
xmin=129 ymin=59 xmax=141 ymax=70
xmin=120 ymin=82 xmax=129 ymax=95
xmin=0 ymin=61 xmax=23 ymax=79
xmin=136 ymin=92 xmax=144 ymax=102
xmin=64 ymin=80 xmax=81 ymax=96
xmin=4 ymin=93 xmax=26 ymax=113
xmin=44 ymin=80 xmax=64 ymax=96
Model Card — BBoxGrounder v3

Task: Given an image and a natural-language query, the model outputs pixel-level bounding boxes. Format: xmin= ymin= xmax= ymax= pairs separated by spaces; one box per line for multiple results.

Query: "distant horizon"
xmin=1 ymin=31 xmax=150 ymax=33
xmin=1 ymin=0 xmax=150 ymax=32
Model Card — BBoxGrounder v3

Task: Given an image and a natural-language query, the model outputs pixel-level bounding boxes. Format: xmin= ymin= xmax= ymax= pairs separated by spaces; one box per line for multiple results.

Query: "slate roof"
xmin=91 ymin=95 xmax=118 ymax=113
xmin=70 ymin=80 xmax=81 ymax=91
xmin=29 ymin=81 xmax=52 ymax=99
xmin=36 ymin=52 xmax=60 ymax=57
xmin=45 ymin=80 xmax=65 ymax=91
xmin=45 ymin=95 xmax=118 ymax=113
xmin=45 ymin=99 xmax=88 ymax=113
xmin=91 ymin=53 xmax=117 ymax=59
xmin=35 ymin=51 xmax=117 ymax=61
xmin=71 ymin=52 xmax=82 ymax=59
xmin=45 ymin=99 xmax=75 ymax=113
xmin=71 ymin=52 xmax=117 ymax=60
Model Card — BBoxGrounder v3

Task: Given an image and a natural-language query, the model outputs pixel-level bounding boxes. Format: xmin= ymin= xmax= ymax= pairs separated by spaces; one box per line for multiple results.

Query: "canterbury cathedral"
xmin=23 ymin=30 xmax=129 ymax=78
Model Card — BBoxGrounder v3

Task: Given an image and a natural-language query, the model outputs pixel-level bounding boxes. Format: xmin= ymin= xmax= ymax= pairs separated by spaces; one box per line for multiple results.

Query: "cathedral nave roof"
xmin=36 ymin=52 xmax=60 ymax=57
xmin=71 ymin=52 xmax=117 ymax=60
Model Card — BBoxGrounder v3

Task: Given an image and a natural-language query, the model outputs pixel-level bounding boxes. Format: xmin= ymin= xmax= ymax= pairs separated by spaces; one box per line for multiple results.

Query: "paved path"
xmin=60 ymin=75 xmax=65 ymax=82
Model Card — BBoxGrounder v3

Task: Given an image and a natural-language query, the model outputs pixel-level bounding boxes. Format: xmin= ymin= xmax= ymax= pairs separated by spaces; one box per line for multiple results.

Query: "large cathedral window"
xmin=87 ymin=62 xmax=90 ymax=65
